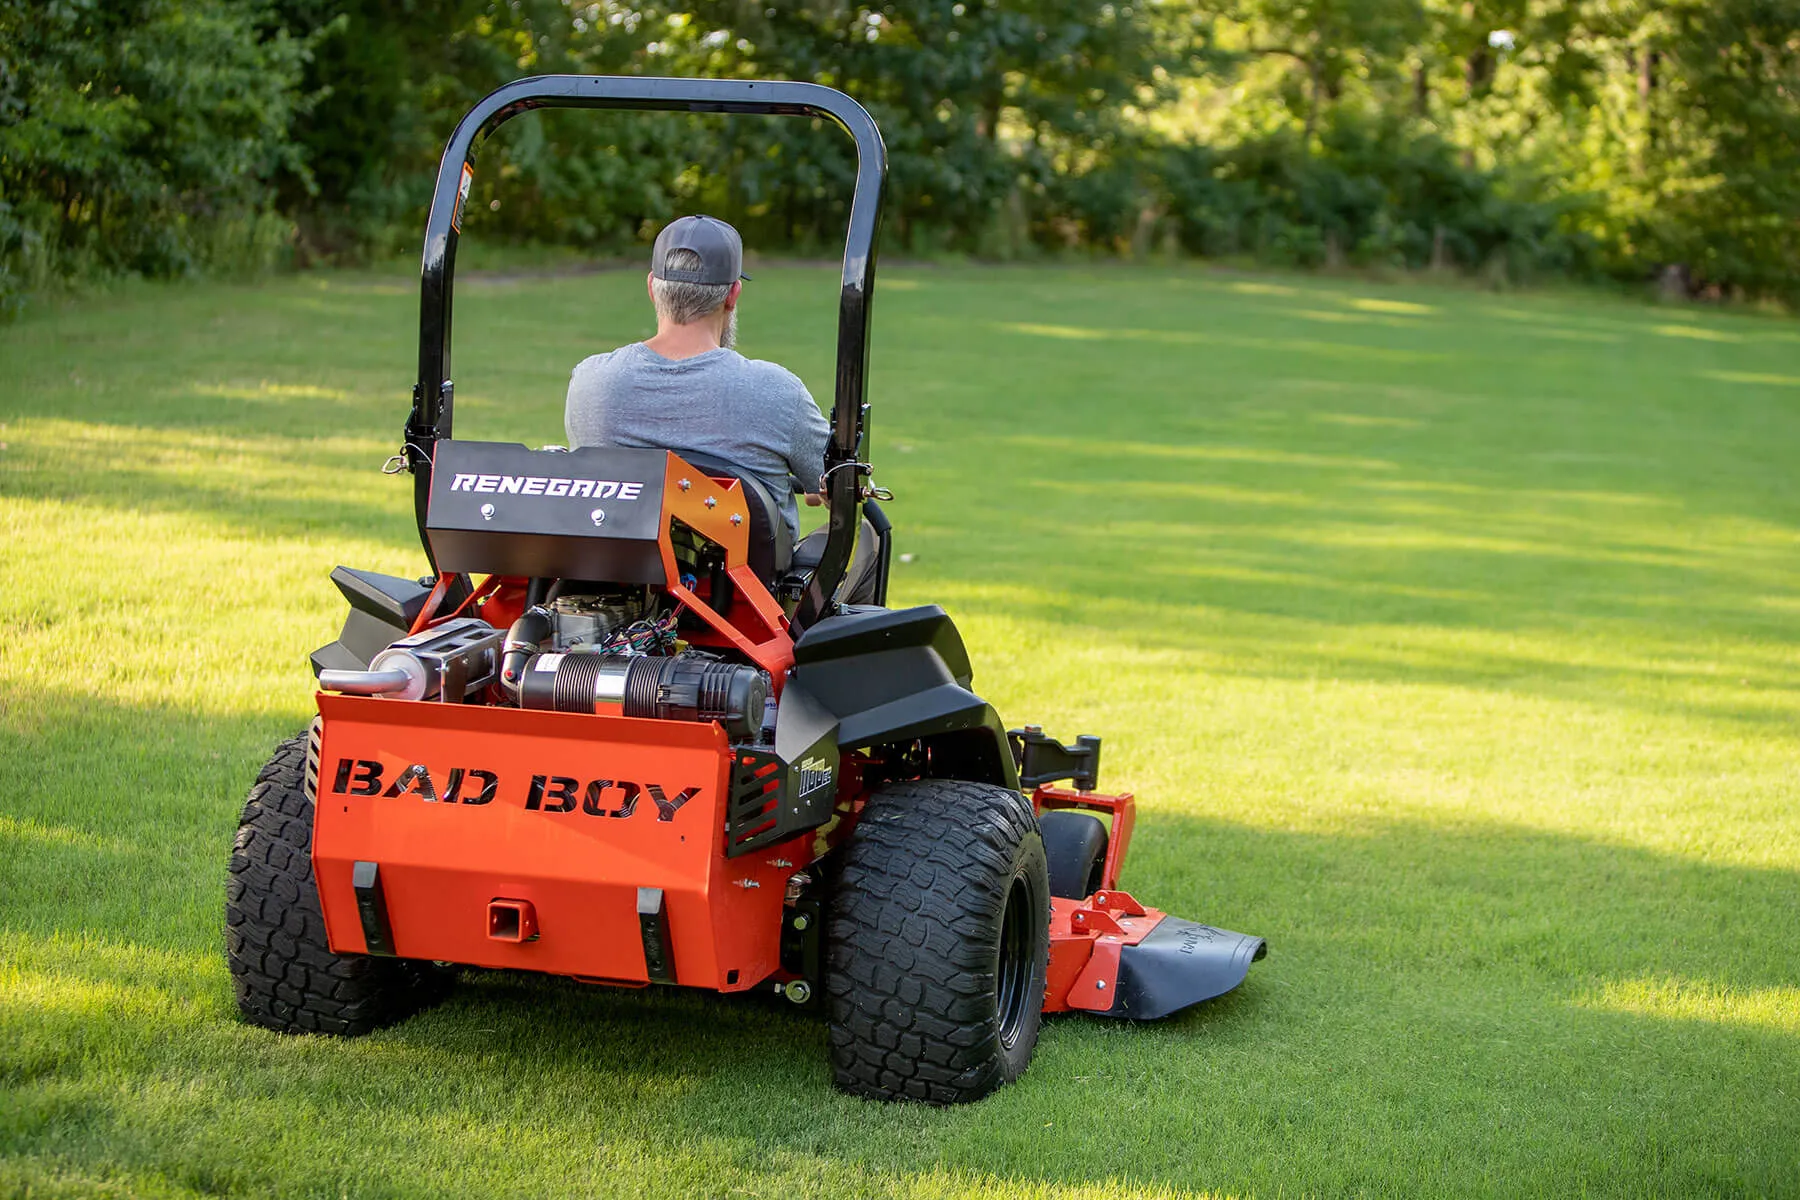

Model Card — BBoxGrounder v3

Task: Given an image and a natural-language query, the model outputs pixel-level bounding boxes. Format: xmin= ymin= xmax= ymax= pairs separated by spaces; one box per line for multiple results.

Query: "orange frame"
xmin=312 ymin=452 xmax=816 ymax=989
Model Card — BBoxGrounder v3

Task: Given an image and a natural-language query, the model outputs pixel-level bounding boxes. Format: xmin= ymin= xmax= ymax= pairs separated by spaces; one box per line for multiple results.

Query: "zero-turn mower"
xmin=225 ymin=75 xmax=1266 ymax=1104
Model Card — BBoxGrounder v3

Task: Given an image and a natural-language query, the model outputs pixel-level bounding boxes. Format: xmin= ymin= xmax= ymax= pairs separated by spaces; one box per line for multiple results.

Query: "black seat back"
xmin=675 ymin=452 xmax=793 ymax=584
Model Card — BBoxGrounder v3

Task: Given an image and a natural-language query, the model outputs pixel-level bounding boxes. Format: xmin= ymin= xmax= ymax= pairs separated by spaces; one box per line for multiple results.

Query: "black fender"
xmin=776 ymin=605 xmax=1019 ymax=790
xmin=308 ymin=566 xmax=432 ymax=675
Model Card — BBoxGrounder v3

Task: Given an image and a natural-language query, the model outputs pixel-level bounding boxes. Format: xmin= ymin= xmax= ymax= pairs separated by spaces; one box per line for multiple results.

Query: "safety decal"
xmin=451 ymin=163 xmax=473 ymax=232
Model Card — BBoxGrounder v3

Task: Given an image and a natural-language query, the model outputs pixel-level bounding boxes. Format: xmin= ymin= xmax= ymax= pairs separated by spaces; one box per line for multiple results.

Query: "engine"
xmin=317 ymin=583 xmax=768 ymax=743
xmin=545 ymin=590 xmax=647 ymax=652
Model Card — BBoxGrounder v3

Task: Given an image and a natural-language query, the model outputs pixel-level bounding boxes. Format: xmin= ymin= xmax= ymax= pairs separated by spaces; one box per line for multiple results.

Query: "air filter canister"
xmin=622 ymin=654 xmax=769 ymax=742
xmin=519 ymin=651 xmax=768 ymax=741
xmin=518 ymin=652 xmax=634 ymax=712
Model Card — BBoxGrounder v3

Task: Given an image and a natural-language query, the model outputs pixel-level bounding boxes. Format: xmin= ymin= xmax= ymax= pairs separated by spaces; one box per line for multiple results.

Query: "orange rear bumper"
xmin=311 ymin=694 xmax=796 ymax=990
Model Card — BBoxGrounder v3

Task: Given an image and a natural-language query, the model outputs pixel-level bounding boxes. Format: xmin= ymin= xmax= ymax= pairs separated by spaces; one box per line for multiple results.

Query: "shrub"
xmin=0 ymin=0 xmax=306 ymax=311
xmin=1158 ymin=114 xmax=1589 ymax=281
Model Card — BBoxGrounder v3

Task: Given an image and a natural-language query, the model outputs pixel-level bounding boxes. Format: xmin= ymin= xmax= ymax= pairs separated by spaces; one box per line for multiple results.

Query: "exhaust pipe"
xmin=317 ymin=667 xmax=416 ymax=696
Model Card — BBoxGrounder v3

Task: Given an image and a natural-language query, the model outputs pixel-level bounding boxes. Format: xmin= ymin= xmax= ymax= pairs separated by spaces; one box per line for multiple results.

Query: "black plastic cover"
xmin=782 ymin=605 xmax=1017 ymax=789
xmin=1108 ymin=917 xmax=1267 ymax=1020
xmin=427 ymin=441 xmax=669 ymax=582
xmin=336 ymin=565 xmax=431 ymax=625
xmin=791 ymin=604 xmax=973 ymax=684
xmin=309 ymin=566 xmax=434 ymax=676
xmin=724 ymin=687 xmax=841 ymax=858
xmin=723 ymin=741 xmax=833 ymax=857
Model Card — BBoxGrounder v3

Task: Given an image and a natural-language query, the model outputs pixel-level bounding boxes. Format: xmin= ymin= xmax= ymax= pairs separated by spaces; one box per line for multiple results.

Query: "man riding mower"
xmin=224 ymin=75 xmax=1265 ymax=1105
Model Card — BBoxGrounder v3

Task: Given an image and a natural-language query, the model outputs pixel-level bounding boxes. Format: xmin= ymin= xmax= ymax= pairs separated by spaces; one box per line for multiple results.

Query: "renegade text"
xmin=448 ymin=473 xmax=645 ymax=499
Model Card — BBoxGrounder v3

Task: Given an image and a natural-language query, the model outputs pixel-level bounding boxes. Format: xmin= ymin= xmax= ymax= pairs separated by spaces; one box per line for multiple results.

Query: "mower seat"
xmin=676 ymin=452 xmax=794 ymax=584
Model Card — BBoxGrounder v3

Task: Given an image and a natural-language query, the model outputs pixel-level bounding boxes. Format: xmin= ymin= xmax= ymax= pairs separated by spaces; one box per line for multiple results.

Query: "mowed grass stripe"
xmin=1 ymin=264 xmax=1797 ymax=1198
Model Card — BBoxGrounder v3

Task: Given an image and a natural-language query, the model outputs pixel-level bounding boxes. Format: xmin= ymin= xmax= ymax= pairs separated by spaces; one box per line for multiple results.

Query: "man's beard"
xmin=720 ymin=306 xmax=738 ymax=350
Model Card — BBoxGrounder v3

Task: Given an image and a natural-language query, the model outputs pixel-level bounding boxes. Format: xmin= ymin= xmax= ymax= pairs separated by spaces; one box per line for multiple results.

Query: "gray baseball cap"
xmin=651 ymin=215 xmax=750 ymax=284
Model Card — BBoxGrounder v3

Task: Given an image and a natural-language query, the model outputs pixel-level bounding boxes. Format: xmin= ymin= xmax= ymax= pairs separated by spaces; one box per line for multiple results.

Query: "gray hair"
xmin=651 ymin=248 xmax=732 ymax=324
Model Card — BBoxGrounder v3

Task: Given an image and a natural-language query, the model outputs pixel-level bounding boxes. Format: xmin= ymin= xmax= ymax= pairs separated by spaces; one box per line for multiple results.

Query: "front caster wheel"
xmin=1039 ymin=809 xmax=1109 ymax=899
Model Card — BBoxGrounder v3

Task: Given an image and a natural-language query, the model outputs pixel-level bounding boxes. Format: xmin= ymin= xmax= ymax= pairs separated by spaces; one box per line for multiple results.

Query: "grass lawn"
xmin=2 ymin=261 xmax=1797 ymax=1198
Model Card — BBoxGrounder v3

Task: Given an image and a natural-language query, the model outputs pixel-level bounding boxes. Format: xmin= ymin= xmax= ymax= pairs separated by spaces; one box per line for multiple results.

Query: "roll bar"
xmin=408 ymin=75 xmax=887 ymax=631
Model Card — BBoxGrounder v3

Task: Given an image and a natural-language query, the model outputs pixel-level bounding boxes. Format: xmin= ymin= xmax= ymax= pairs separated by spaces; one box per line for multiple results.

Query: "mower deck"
xmin=1047 ymin=890 xmax=1267 ymax=1019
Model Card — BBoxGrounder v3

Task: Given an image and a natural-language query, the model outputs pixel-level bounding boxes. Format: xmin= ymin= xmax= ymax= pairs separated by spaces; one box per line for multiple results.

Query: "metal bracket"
xmin=1067 ymin=935 xmax=1123 ymax=1013
xmin=821 ymin=460 xmax=893 ymax=501
xmin=636 ymin=887 xmax=676 ymax=984
xmin=351 ymin=860 xmax=396 ymax=956
xmin=1009 ymin=727 xmax=1102 ymax=791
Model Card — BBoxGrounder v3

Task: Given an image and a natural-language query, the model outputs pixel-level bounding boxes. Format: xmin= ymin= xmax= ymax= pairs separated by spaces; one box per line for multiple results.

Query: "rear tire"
xmin=225 ymin=727 xmax=450 ymax=1035
xmin=825 ymin=778 xmax=1050 ymax=1104
xmin=1039 ymin=810 xmax=1108 ymax=899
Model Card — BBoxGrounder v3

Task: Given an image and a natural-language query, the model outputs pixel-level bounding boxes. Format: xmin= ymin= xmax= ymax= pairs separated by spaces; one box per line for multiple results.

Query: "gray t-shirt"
xmin=565 ymin=343 xmax=829 ymax=542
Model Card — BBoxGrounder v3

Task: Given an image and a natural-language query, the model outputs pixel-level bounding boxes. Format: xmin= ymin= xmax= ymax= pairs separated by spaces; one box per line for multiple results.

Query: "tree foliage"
xmin=0 ymin=0 xmax=307 ymax=306
xmin=2 ymin=0 xmax=1797 ymax=310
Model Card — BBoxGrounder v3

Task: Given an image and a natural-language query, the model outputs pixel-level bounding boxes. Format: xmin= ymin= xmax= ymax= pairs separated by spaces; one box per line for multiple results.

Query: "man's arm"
xmin=787 ymin=377 xmax=830 ymax=504
xmin=565 ymin=355 xmax=601 ymax=447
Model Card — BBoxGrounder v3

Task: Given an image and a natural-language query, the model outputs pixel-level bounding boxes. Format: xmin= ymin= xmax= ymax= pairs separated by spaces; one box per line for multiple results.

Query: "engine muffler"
xmin=315 ymin=618 xmax=503 ymax=702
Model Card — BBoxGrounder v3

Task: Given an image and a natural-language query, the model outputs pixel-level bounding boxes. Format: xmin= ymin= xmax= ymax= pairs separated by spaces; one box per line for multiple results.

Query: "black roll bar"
xmin=409 ymin=74 xmax=887 ymax=632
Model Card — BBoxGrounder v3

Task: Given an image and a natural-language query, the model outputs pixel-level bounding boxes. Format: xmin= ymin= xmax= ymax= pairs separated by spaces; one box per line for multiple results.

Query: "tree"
xmin=0 ymin=0 xmax=307 ymax=302
xmin=1217 ymin=0 xmax=1427 ymax=145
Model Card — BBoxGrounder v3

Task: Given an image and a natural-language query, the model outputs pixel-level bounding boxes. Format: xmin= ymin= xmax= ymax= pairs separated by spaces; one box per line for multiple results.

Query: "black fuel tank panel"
xmin=427 ymin=441 xmax=670 ymax=582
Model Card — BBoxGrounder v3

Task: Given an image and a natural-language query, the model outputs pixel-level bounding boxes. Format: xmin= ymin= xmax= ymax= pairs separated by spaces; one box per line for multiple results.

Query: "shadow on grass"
xmin=3 ymin=692 xmax=1797 ymax=1197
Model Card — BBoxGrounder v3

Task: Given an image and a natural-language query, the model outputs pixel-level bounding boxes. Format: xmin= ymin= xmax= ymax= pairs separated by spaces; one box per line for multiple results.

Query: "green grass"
xmin=3 ymin=262 xmax=1798 ymax=1198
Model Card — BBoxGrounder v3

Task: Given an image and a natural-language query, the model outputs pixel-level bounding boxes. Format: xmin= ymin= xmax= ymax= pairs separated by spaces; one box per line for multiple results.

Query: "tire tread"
xmin=825 ymin=778 xmax=1047 ymax=1104
xmin=225 ymin=731 xmax=447 ymax=1036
